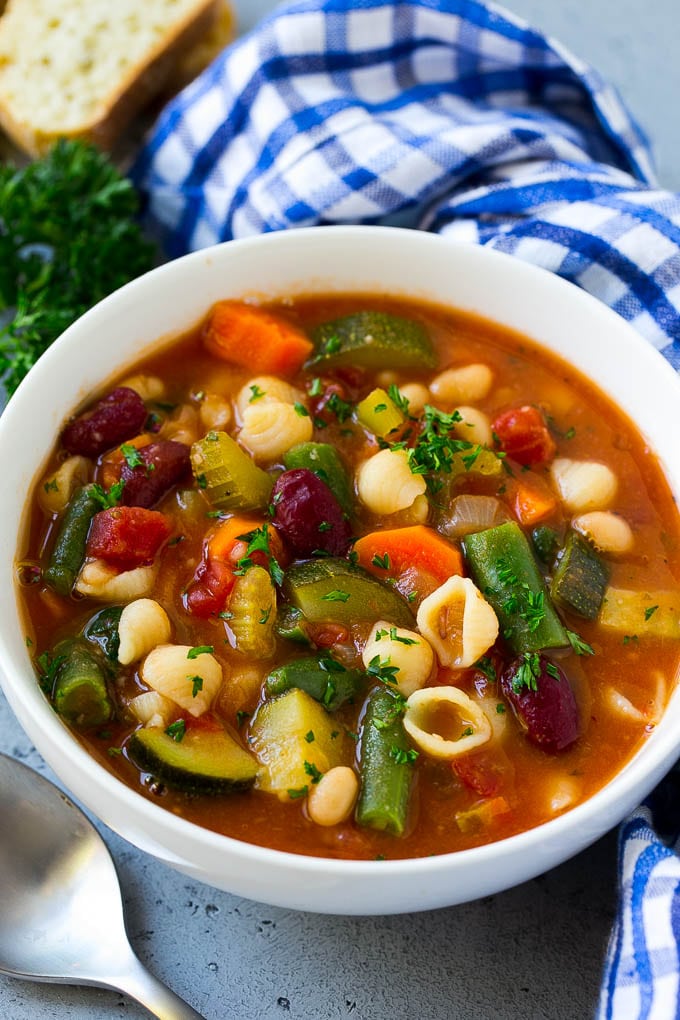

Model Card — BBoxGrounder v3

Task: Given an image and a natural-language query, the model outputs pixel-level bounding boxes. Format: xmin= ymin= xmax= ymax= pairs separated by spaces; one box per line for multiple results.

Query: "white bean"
xmin=452 ymin=406 xmax=493 ymax=447
xmin=572 ymin=511 xmax=633 ymax=553
xmin=199 ymin=392 xmax=232 ymax=432
xmin=398 ymin=383 xmax=430 ymax=414
xmin=307 ymin=766 xmax=359 ymax=826
xmin=117 ymin=598 xmax=172 ymax=665
xmin=550 ymin=458 xmax=617 ymax=513
xmin=119 ymin=374 xmax=166 ymax=402
xmin=75 ymin=561 xmax=158 ymax=601
xmin=430 ymin=364 xmax=493 ymax=405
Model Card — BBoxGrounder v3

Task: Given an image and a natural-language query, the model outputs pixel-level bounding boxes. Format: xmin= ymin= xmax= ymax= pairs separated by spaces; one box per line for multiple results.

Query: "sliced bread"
xmin=0 ymin=0 xmax=232 ymax=156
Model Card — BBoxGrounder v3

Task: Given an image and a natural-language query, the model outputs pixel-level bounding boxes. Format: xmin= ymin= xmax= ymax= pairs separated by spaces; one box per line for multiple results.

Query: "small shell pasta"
xmin=140 ymin=644 xmax=223 ymax=717
xmin=117 ymin=598 xmax=172 ymax=665
xmin=417 ymin=575 xmax=499 ymax=668
xmin=38 ymin=456 xmax=90 ymax=514
xmin=238 ymin=400 xmax=313 ymax=462
xmin=119 ymin=374 xmax=166 ymax=402
xmin=550 ymin=458 xmax=617 ymax=513
xmin=430 ymin=364 xmax=493 ymax=405
xmin=572 ymin=511 xmax=633 ymax=554
xmin=199 ymin=392 xmax=232 ymax=432
xmin=403 ymin=686 xmax=492 ymax=759
xmin=362 ymin=621 xmax=434 ymax=697
xmin=235 ymin=375 xmax=304 ymax=418
xmin=159 ymin=404 xmax=200 ymax=446
xmin=356 ymin=448 xmax=426 ymax=515
xmin=129 ymin=690 xmax=175 ymax=728
xmin=452 ymin=406 xmax=493 ymax=447
xmin=75 ymin=561 xmax=158 ymax=601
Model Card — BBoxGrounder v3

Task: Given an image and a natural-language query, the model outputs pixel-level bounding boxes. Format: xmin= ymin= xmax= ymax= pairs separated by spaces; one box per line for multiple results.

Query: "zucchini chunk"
xmin=128 ymin=726 xmax=259 ymax=795
xmin=551 ymin=531 xmax=609 ymax=620
xmin=282 ymin=557 xmax=415 ymax=629
xmin=308 ymin=311 xmax=436 ymax=371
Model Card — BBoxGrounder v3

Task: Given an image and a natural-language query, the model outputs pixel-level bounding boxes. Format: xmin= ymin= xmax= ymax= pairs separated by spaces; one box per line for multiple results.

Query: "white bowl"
xmin=1 ymin=226 xmax=679 ymax=915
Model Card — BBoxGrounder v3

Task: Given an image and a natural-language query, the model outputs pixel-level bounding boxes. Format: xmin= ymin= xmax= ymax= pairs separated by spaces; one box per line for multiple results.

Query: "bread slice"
xmin=0 ymin=0 xmax=232 ymax=156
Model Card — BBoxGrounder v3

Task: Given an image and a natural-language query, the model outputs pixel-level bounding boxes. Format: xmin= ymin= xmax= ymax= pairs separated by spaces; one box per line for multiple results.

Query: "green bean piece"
xmin=51 ymin=639 xmax=113 ymax=729
xmin=463 ymin=521 xmax=569 ymax=653
xmin=283 ymin=442 xmax=353 ymax=516
xmin=43 ymin=485 xmax=100 ymax=596
xmin=356 ymin=686 xmax=413 ymax=836
xmin=551 ymin=531 xmax=609 ymax=620
xmin=265 ymin=657 xmax=365 ymax=711
xmin=83 ymin=605 xmax=123 ymax=662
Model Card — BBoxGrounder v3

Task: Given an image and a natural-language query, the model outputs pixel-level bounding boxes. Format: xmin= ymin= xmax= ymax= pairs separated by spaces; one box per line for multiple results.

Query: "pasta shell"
xmin=356 ymin=448 xmax=426 ymax=515
xmin=140 ymin=644 xmax=223 ymax=717
xmin=403 ymin=686 xmax=492 ymax=759
xmin=572 ymin=511 xmax=633 ymax=554
xmin=129 ymin=690 xmax=175 ymax=728
xmin=361 ymin=621 xmax=434 ymax=697
xmin=39 ymin=456 xmax=90 ymax=514
xmin=199 ymin=392 xmax=232 ymax=432
xmin=75 ymin=560 xmax=158 ymax=601
xmin=117 ymin=598 xmax=172 ymax=665
xmin=416 ymin=575 xmax=499 ymax=668
xmin=235 ymin=375 xmax=305 ymax=419
xmin=239 ymin=400 xmax=313 ymax=462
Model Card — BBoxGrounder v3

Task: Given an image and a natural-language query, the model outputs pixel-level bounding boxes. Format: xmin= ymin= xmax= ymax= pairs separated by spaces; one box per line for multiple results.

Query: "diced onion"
xmin=438 ymin=495 xmax=510 ymax=539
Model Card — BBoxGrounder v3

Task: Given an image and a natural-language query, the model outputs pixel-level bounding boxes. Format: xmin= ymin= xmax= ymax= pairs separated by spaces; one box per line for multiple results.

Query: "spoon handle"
xmin=113 ymin=952 xmax=207 ymax=1020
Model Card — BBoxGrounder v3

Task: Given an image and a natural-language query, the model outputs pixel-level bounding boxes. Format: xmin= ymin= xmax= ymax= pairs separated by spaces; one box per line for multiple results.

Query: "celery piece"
xmin=128 ymin=726 xmax=259 ymax=795
xmin=463 ymin=521 xmax=569 ymax=653
xmin=283 ymin=442 xmax=353 ymax=516
xmin=356 ymin=686 xmax=413 ymax=836
xmin=228 ymin=565 xmax=277 ymax=658
xmin=51 ymin=639 xmax=113 ymax=729
xmin=249 ymin=688 xmax=347 ymax=797
xmin=190 ymin=431 xmax=273 ymax=511
xmin=599 ymin=588 xmax=680 ymax=638
xmin=43 ymin=485 xmax=100 ymax=596
xmin=265 ymin=657 xmax=365 ymax=710
xmin=551 ymin=531 xmax=609 ymax=620
xmin=355 ymin=388 xmax=405 ymax=439
xmin=308 ymin=311 xmax=436 ymax=371
xmin=282 ymin=558 xmax=415 ymax=628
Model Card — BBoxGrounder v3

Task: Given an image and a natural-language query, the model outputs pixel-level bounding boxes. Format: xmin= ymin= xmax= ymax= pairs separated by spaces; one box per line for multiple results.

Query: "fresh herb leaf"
xmin=236 ymin=710 xmax=250 ymax=727
xmin=188 ymin=675 xmax=204 ymax=697
xmin=187 ymin=645 xmax=214 ymax=659
xmin=304 ymin=730 xmax=315 ymax=744
xmin=474 ymin=656 xmax=497 ymax=682
xmin=389 ymin=746 xmax=419 ymax=766
xmin=321 ymin=589 xmax=351 ymax=603
xmin=644 ymin=605 xmax=659 ymax=621
xmin=512 ymin=652 xmax=541 ymax=694
xmin=566 ymin=629 xmax=595 ymax=656
xmin=287 ymin=785 xmax=308 ymax=800
xmin=91 ymin=480 xmax=125 ymax=509
xmin=249 ymin=384 xmax=265 ymax=402
xmin=371 ymin=553 xmax=390 ymax=570
xmin=166 ymin=719 xmax=186 ymax=742
xmin=120 ymin=443 xmax=144 ymax=469
xmin=303 ymin=760 xmax=324 ymax=784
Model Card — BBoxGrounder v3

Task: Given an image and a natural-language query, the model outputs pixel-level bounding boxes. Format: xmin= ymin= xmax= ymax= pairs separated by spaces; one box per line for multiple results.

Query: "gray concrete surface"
xmin=2 ymin=2 xmax=678 ymax=1018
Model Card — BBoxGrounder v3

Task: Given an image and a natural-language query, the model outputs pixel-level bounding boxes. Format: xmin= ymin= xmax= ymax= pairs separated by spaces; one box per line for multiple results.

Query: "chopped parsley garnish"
xmin=321 ymin=589 xmax=351 ymax=603
xmin=249 ymin=384 xmax=266 ymax=402
xmin=166 ymin=719 xmax=186 ymax=742
xmin=545 ymin=662 xmax=561 ymax=680
xmin=91 ymin=480 xmax=125 ymax=509
xmin=259 ymin=607 xmax=272 ymax=625
xmin=319 ymin=656 xmax=346 ymax=673
xmin=566 ymin=629 xmax=595 ymax=656
xmin=318 ymin=521 xmax=333 ymax=532
xmin=371 ymin=552 xmax=390 ymax=570
xmin=324 ymin=334 xmax=341 ymax=355
xmin=373 ymin=402 xmax=388 ymax=413
xmin=623 ymin=634 xmax=639 ymax=645
xmin=474 ymin=656 xmax=497 ymax=682
xmin=644 ymin=605 xmax=659 ymax=621
xmin=496 ymin=703 xmax=506 ymax=714
xmin=512 ymin=652 xmax=541 ymax=694
xmin=303 ymin=760 xmax=324 ymax=784
xmin=235 ymin=525 xmax=285 ymax=586
xmin=187 ymin=645 xmax=214 ymax=659
xmin=389 ymin=746 xmax=419 ymax=766
xmin=321 ymin=679 xmax=337 ymax=708
xmin=188 ymin=675 xmax=203 ymax=697
xmin=390 ymin=626 xmax=417 ymax=645
xmin=36 ymin=649 xmax=65 ymax=693
xmin=326 ymin=392 xmax=353 ymax=423
xmin=366 ymin=654 xmax=400 ymax=686
xmin=120 ymin=443 xmax=144 ymax=469
xmin=304 ymin=730 xmax=315 ymax=744
xmin=236 ymin=710 xmax=250 ymax=727
xmin=287 ymin=785 xmax=308 ymax=800
xmin=387 ymin=384 xmax=411 ymax=417
xmin=309 ymin=377 xmax=323 ymax=397
xmin=43 ymin=478 xmax=59 ymax=493
xmin=294 ymin=402 xmax=310 ymax=417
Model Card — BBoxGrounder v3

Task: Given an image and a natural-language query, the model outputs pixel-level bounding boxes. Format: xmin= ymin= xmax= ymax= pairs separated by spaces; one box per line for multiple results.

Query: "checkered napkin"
xmin=131 ymin=0 xmax=680 ymax=1012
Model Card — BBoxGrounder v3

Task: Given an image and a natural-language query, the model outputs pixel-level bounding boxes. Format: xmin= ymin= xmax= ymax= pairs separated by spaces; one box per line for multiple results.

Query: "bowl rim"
xmin=1 ymin=224 xmax=679 ymax=902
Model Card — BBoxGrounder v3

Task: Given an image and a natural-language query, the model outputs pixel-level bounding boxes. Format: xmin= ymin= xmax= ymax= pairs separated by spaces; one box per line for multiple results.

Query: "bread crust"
xmin=0 ymin=0 xmax=226 ymax=156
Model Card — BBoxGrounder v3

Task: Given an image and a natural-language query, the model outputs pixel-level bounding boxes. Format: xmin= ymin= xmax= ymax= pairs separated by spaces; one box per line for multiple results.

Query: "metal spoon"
xmin=0 ymin=751 xmax=205 ymax=1019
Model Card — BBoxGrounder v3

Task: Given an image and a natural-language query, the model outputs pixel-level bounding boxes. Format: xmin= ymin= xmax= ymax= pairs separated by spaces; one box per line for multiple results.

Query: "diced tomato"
xmin=306 ymin=622 xmax=350 ymax=648
xmin=184 ymin=558 xmax=237 ymax=618
xmin=492 ymin=405 xmax=556 ymax=466
xmin=452 ymin=749 xmax=510 ymax=797
xmin=87 ymin=507 xmax=171 ymax=570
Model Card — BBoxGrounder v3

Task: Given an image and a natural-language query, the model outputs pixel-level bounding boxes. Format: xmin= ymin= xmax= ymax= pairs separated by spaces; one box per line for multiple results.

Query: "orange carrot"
xmin=203 ymin=301 xmax=313 ymax=377
xmin=98 ymin=433 xmax=153 ymax=489
xmin=354 ymin=525 xmax=464 ymax=599
xmin=509 ymin=472 xmax=557 ymax=526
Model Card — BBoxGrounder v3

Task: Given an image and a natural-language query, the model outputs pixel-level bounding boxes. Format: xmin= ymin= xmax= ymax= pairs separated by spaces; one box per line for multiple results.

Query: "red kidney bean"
xmin=500 ymin=654 xmax=580 ymax=752
xmin=120 ymin=440 xmax=191 ymax=508
xmin=62 ymin=387 xmax=147 ymax=457
xmin=271 ymin=468 xmax=352 ymax=557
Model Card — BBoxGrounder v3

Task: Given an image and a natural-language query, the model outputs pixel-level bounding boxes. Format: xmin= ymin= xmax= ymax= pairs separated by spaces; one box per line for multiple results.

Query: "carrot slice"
xmin=98 ymin=433 xmax=153 ymax=489
xmin=509 ymin=472 xmax=557 ymax=526
xmin=203 ymin=301 xmax=313 ymax=377
xmin=354 ymin=525 xmax=464 ymax=599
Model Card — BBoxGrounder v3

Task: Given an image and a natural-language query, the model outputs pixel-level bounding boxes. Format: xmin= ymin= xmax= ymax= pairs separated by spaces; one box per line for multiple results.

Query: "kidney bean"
xmin=271 ymin=468 xmax=352 ymax=557
xmin=120 ymin=440 xmax=191 ymax=508
xmin=500 ymin=653 xmax=580 ymax=752
xmin=62 ymin=387 xmax=147 ymax=457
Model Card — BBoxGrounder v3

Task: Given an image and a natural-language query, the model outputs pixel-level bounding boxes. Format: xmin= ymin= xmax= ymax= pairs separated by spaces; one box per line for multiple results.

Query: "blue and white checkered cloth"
xmin=131 ymin=1 xmax=680 ymax=1013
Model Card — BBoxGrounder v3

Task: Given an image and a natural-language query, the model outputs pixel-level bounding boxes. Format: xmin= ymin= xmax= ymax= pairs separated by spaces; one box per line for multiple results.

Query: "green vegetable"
xmin=356 ymin=686 xmax=413 ymax=836
xmin=43 ymin=485 xmax=100 ymax=596
xmin=598 ymin=588 xmax=680 ymax=638
xmin=265 ymin=657 xmax=365 ymax=710
xmin=83 ymin=606 xmax=123 ymax=662
xmin=282 ymin=442 xmax=353 ymax=516
xmin=551 ymin=531 xmax=609 ymax=620
xmin=228 ymin=564 xmax=277 ymax=658
xmin=282 ymin=558 xmax=415 ymax=628
xmin=127 ymin=726 xmax=259 ymax=795
xmin=463 ymin=521 xmax=569 ymax=653
xmin=275 ymin=604 xmax=311 ymax=644
xmin=190 ymin=431 xmax=273 ymax=511
xmin=531 ymin=525 xmax=560 ymax=565
xmin=50 ymin=639 xmax=113 ymax=729
xmin=308 ymin=311 xmax=436 ymax=371
xmin=355 ymin=387 xmax=405 ymax=438
xmin=0 ymin=140 xmax=155 ymax=394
